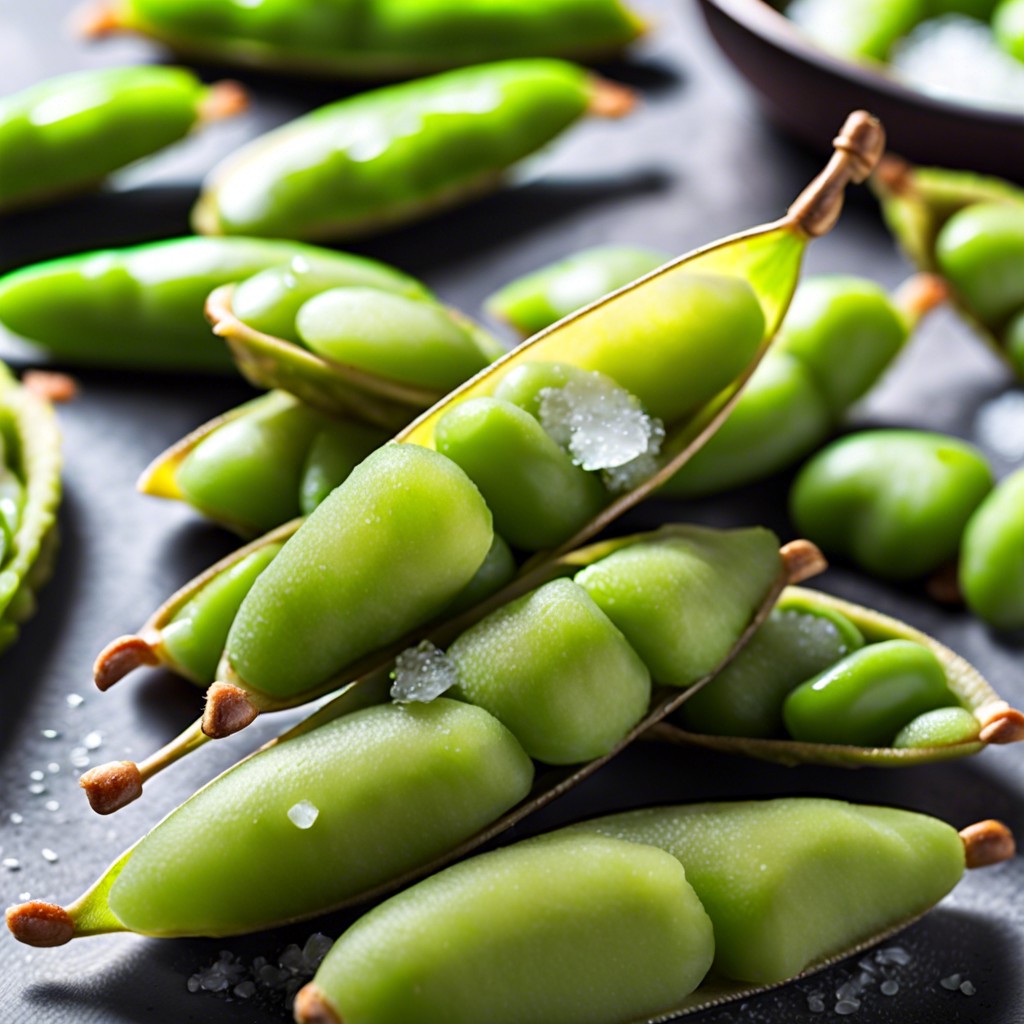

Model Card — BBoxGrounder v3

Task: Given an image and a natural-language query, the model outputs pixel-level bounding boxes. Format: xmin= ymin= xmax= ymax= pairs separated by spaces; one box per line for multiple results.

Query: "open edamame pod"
xmin=84 ymin=524 xmax=821 ymax=814
xmin=81 ymin=0 xmax=644 ymax=79
xmin=289 ymin=801 xmax=1012 ymax=1024
xmin=651 ymin=585 xmax=1024 ymax=767
xmin=873 ymin=156 xmax=1024 ymax=376
xmin=0 ymin=66 xmax=246 ymax=214
xmin=88 ymin=112 xmax=881 ymax=800
xmin=190 ymin=60 xmax=637 ymax=241
xmin=0 ymin=238 xmax=427 ymax=373
xmin=0 ymin=365 xmax=62 ymax=652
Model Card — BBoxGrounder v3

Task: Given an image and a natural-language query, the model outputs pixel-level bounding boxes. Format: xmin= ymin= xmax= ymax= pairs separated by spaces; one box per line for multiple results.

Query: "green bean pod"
xmin=0 ymin=367 xmax=62 ymax=652
xmin=960 ymin=467 xmax=1024 ymax=630
xmin=292 ymin=799 xmax=1007 ymax=1024
xmin=653 ymin=585 xmax=1023 ymax=767
xmin=192 ymin=60 xmax=637 ymax=241
xmin=0 ymin=237 xmax=427 ymax=372
xmin=84 ymin=0 xmax=644 ymax=79
xmin=786 ymin=0 xmax=927 ymax=63
xmin=873 ymin=156 xmax=1024 ymax=376
xmin=0 ymin=66 xmax=246 ymax=214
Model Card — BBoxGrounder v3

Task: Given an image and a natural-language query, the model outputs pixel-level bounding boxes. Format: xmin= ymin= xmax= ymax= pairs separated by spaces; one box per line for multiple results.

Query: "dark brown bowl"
xmin=696 ymin=0 xmax=1024 ymax=182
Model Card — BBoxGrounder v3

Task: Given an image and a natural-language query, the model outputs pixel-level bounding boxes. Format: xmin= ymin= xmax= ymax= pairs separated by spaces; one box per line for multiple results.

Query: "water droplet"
xmin=287 ymin=800 xmax=319 ymax=829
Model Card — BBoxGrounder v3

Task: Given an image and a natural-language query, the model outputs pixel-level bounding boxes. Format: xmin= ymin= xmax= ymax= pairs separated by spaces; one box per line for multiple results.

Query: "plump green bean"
xmin=224 ymin=443 xmax=493 ymax=703
xmin=894 ymin=706 xmax=981 ymax=748
xmin=935 ymin=202 xmax=1024 ymax=323
xmin=91 ymin=0 xmax=644 ymax=78
xmin=0 ymin=238 xmax=424 ymax=372
xmin=783 ymin=639 xmax=958 ymax=746
xmin=995 ymin=0 xmax=1024 ymax=61
xmin=575 ymin=526 xmax=782 ymax=686
xmin=298 ymin=833 xmax=713 ymax=1024
xmin=298 ymin=419 xmax=389 ymax=516
xmin=192 ymin=60 xmax=626 ymax=240
xmin=678 ymin=595 xmax=864 ymax=738
xmin=959 ymin=467 xmax=1024 ymax=630
xmin=441 ymin=534 xmax=517 ymax=616
xmin=0 ymin=66 xmax=244 ymax=213
xmin=790 ymin=429 xmax=994 ymax=580
xmin=448 ymin=578 xmax=651 ymax=763
xmin=485 ymin=245 xmax=667 ymax=336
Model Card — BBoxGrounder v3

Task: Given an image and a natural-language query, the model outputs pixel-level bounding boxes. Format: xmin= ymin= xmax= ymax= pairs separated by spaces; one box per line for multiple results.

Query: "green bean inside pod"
xmin=85 ymin=111 xmax=882 ymax=806
xmin=872 ymin=156 xmax=1024 ymax=377
xmin=81 ymin=0 xmax=645 ymax=79
xmin=0 ymin=237 xmax=428 ymax=373
xmin=651 ymin=586 xmax=1024 ymax=767
xmin=292 ymin=802 xmax=1013 ymax=1024
xmin=0 ymin=65 xmax=246 ymax=214
xmin=190 ymin=59 xmax=639 ymax=241
xmin=0 ymin=366 xmax=62 ymax=652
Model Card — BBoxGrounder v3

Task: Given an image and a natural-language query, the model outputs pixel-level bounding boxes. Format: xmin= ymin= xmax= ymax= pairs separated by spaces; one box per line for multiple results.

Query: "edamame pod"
xmin=0 ymin=238 xmax=426 ymax=372
xmin=84 ymin=0 xmax=644 ymax=79
xmin=873 ymin=157 xmax=1024 ymax=376
xmin=959 ymin=467 xmax=1024 ymax=629
xmin=790 ymin=429 xmax=994 ymax=580
xmin=0 ymin=66 xmax=245 ymax=213
xmin=995 ymin=0 xmax=1024 ymax=61
xmin=652 ymin=586 xmax=1024 ymax=767
xmin=192 ymin=60 xmax=635 ymax=241
xmin=298 ymin=834 xmax=714 ymax=1024
xmin=786 ymin=0 xmax=927 ymax=62
xmin=484 ymin=245 xmax=669 ymax=336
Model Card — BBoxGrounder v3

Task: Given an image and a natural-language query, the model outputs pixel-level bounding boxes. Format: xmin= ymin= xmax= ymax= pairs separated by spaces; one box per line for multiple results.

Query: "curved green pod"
xmin=0 ymin=66 xmax=246 ymax=214
xmin=790 ymin=429 xmax=994 ymax=581
xmin=873 ymin=157 xmax=1024 ymax=376
xmin=299 ymin=834 xmax=713 ymax=1024
xmin=0 ymin=367 xmax=62 ymax=652
xmin=960 ymin=467 xmax=1024 ymax=630
xmin=0 ymin=237 xmax=426 ymax=373
xmin=651 ymin=585 xmax=1024 ymax=767
xmin=192 ymin=60 xmax=632 ymax=241
xmin=484 ymin=245 xmax=669 ymax=336
xmin=85 ymin=0 xmax=644 ymax=79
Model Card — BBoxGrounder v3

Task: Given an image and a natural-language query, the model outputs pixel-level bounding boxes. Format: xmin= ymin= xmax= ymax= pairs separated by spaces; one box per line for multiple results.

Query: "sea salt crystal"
xmin=391 ymin=641 xmax=459 ymax=704
xmin=287 ymin=800 xmax=319 ymax=830
xmin=302 ymin=932 xmax=333 ymax=969
xmin=961 ymin=980 xmax=976 ymax=996
xmin=3 ymin=858 xmax=21 ymax=871
xmin=881 ymin=980 xmax=900 ymax=996
xmin=835 ymin=998 xmax=861 ymax=1015
xmin=41 ymin=848 xmax=58 ymax=863
xmin=40 ymin=729 xmax=59 ymax=740
xmin=940 ymin=973 xmax=963 ymax=990
xmin=29 ymin=770 xmax=44 ymax=782
xmin=28 ymin=783 xmax=46 ymax=795
xmin=9 ymin=813 xmax=23 ymax=825
xmin=233 ymin=980 xmax=256 ymax=999
xmin=891 ymin=16 xmax=1024 ymax=112
xmin=807 ymin=994 xmax=826 ymax=1012
xmin=65 ymin=693 xmax=84 ymax=708
xmin=46 ymin=762 xmax=60 ymax=774
xmin=70 ymin=747 xmax=90 ymax=768
xmin=83 ymin=731 xmax=103 ymax=750
xmin=537 ymin=372 xmax=664 ymax=480
xmin=44 ymin=800 xmax=59 ymax=812
xmin=876 ymin=946 xmax=912 ymax=967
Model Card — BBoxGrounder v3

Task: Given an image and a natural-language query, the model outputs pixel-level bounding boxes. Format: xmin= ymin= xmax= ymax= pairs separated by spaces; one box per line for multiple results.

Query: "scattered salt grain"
xmin=44 ymin=800 xmax=59 ymax=812
xmin=40 ymin=729 xmax=59 ymax=740
xmin=807 ymin=994 xmax=826 ymax=1012
xmin=83 ymin=731 xmax=103 ymax=750
xmin=961 ymin=980 xmax=976 ymax=996
xmin=46 ymin=762 xmax=60 ymax=774
xmin=29 ymin=770 xmax=44 ymax=782
xmin=70 ymin=747 xmax=90 ymax=768
xmin=940 ymin=973 xmax=963 ymax=990
xmin=9 ymin=813 xmax=23 ymax=825
xmin=41 ymin=848 xmax=58 ymax=863
xmin=881 ymin=980 xmax=900 ymax=996
xmin=876 ymin=946 xmax=912 ymax=967
xmin=391 ymin=640 xmax=459 ymax=704
xmin=28 ymin=783 xmax=46 ymax=796
xmin=65 ymin=693 xmax=84 ymax=708
xmin=287 ymin=800 xmax=319 ymax=830
xmin=3 ymin=858 xmax=21 ymax=871
xmin=835 ymin=998 xmax=861 ymax=1015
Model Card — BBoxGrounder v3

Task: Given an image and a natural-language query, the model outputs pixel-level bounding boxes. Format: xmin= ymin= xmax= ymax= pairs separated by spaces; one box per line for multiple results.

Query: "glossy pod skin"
xmin=960 ymin=467 xmax=1024 ymax=630
xmin=0 ymin=66 xmax=245 ymax=213
xmin=790 ymin=429 xmax=994 ymax=581
xmin=653 ymin=586 xmax=1024 ymax=768
xmin=484 ymin=245 xmax=668 ymax=336
xmin=86 ymin=0 xmax=644 ymax=79
xmin=192 ymin=60 xmax=632 ymax=241
xmin=0 ymin=366 xmax=62 ymax=652
xmin=873 ymin=158 xmax=1024 ymax=377
xmin=296 ymin=798 xmax=997 ymax=1024
xmin=0 ymin=238 xmax=426 ymax=372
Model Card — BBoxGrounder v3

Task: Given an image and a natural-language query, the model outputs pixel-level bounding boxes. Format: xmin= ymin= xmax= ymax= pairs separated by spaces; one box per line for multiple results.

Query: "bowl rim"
xmin=701 ymin=0 xmax=1024 ymax=127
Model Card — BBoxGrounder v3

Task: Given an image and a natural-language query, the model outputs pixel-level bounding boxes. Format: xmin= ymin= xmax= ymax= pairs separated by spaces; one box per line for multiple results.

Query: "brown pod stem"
xmin=79 ymin=760 xmax=143 ymax=815
xmin=961 ymin=820 xmax=1015 ymax=868
xmin=895 ymin=273 xmax=950 ymax=329
xmin=872 ymin=154 xmax=914 ymax=197
xmin=5 ymin=901 xmax=74 ymax=947
xmin=202 ymin=682 xmax=259 ymax=738
xmin=787 ymin=111 xmax=886 ymax=238
xmin=75 ymin=1 xmax=122 ymax=37
xmin=587 ymin=76 xmax=637 ymax=119
xmin=197 ymin=81 xmax=249 ymax=124
xmin=294 ymin=985 xmax=343 ymax=1024
xmin=978 ymin=703 xmax=1024 ymax=745
xmin=780 ymin=539 xmax=828 ymax=585
xmin=22 ymin=370 xmax=78 ymax=404
xmin=93 ymin=634 xmax=159 ymax=691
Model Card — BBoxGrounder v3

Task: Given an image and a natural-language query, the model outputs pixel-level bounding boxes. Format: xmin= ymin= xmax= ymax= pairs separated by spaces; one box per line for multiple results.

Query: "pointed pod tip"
xmin=6 ymin=901 xmax=74 ymax=947
xmin=294 ymin=984 xmax=343 ymax=1024
xmin=961 ymin=820 xmax=1015 ymax=869
xmin=202 ymin=682 xmax=259 ymax=738
xmin=94 ymin=635 xmax=159 ymax=691
xmin=80 ymin=760 xmax=143 ymax=815
xmin=979 ymin=706 xmax=1024 ymax=745
xmin=199 ymin=80 xmax=249 ymax=124
xmin=587 ymin=76 xmax=637 ymax=119
xmin=780 ymin=539 xmax=827 ymax=585
xmin=74 ymin=1 xmax=121 ymax=37
xmin=22 ymin=370 xmax=79 ymax=404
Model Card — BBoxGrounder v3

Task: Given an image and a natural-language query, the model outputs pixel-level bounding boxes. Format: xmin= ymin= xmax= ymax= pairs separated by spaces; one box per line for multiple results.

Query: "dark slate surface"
xmin=1 ymin=1 xmax=1022 ymax=1022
